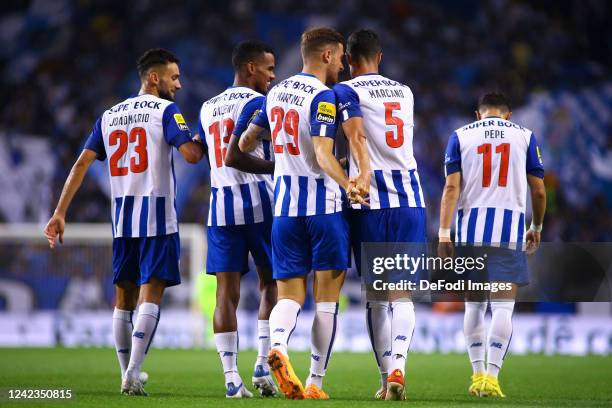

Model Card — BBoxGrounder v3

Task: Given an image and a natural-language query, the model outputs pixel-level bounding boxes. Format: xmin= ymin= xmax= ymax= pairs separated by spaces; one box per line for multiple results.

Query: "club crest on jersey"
xmin=173 ymin=113 xmax=189 ymax=131
xmin=316 ymin=102 xmax=336 ymax=124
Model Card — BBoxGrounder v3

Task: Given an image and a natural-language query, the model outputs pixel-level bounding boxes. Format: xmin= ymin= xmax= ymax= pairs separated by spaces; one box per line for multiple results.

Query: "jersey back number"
xmin=477 ymin=143 xmax=510 ymax=187
xmin=109 ymin=127 xmax=148 ymax=177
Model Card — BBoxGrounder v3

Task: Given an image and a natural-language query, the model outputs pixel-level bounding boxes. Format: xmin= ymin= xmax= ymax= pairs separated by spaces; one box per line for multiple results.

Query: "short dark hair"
xmin=478 ymin=92 xmax=512 ymax=112
xmin=232 ymin=40 xmax=274 ymax=71
xmin=347 ymin=29 xmax=381 ymax=61
xmin=301 ymin=27 xmax=345 ymax=58
xmin=137 ymin=48 xmax=179 ymax=78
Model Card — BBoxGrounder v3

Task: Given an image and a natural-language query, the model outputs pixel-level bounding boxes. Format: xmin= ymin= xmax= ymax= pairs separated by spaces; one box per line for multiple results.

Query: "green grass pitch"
xmin=0 ymin=348 xmax=610 ymax=407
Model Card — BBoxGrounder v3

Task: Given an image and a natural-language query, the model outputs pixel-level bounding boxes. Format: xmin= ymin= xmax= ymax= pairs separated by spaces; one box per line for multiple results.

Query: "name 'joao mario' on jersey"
xmin=199 ymin=86 xmax=274 ymax=227
xmin=252 ymin=73 xmax=342 ymax=216
xmin=444 ymin=117 xmax=544 ymax=248
xmin=84 ymin=93 xmax=193 ymax=238
xmin=334 ymin=74 xmax=425 ymax=210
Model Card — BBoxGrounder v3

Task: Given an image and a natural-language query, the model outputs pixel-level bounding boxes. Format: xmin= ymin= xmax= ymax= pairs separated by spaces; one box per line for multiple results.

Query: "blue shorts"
xmin=113 ymin=233 xmax=181 ymax=287
xmin=455 ymin=246 xmax=529 ymax=285
xmin=272 ymin=213 xmax=350 ymax=279
xmin=206 ymin=220 xmax=272 ymax=274
xmin=349 ymin=207 xmax=427 ymax=282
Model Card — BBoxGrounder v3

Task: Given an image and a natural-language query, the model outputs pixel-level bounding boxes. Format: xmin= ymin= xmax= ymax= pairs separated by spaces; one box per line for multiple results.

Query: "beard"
xmin=158 ymin=87 xmax=175 ymax=101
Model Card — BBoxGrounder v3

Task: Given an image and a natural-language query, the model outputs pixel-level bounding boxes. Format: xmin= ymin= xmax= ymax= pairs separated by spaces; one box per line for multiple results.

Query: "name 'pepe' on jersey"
xmin=334 ymin=74 xmax=425 ymax=210
xmin=444 ymin=117 xmax=544 ymax=248
xmin=251 ymin=73 xmax=342 ymax=217
xmin=84 ymin=94 xmax=193 ymax=238
xmin=198 ymin=86 xmax=274 ymax=227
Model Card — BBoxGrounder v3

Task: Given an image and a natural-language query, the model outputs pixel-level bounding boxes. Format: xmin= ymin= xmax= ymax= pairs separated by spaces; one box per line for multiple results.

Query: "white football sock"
xmin=464 ymin=301 xmax=487 ymax=374
xmin=269 ymin=298 xmax=301 ymax=357
xmin=215 ymin=331 xmax=241 ymax=385
xmin=487 ymin=301 xmax=514 ymax=378
xmin=255 ymin=320 xmax=270 ymax=368
xmin=113 ymin=308 xmax=133 ymax=377
xmin=389 ymin=299 xmax=415 ymax=375
xmin=307 ymin=302 xmax=338 ymax=388
xmin=366 ymin=301 xmax=391 ymax=387
xmin=125 ymin=302 xmax=159 ymax=379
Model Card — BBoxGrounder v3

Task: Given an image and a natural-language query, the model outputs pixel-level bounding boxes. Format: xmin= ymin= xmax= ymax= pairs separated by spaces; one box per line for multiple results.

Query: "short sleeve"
xmin=333 ymin=83 xmax=362 ymax=122
xmin=234 ymin=96 xmax=266 ymax=137
xmin=162 ymin=103 xmax=192 ymax=148
xmin=250 ymin=96 xmax=270 ymax=130
xmin=444 ymin=132 xmax=461 ymax=176
xmin=310 ymin=89 xmax=338 ymax=138
xmin=526 ymin=132 xmax=544 ymax=178
xmin=83 ymin=116 xmax=106 ymax=161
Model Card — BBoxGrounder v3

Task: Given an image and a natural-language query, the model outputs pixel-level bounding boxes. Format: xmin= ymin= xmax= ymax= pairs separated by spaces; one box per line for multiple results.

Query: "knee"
xmin=216 ymin=286 xmax=240 ymax=309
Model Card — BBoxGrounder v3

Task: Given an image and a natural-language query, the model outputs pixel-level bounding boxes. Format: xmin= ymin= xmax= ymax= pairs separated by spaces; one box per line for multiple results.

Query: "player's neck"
xmin=301 ymin=63 xmax=327 ymax=84
xmin=232 ymin=75 xmax=253 ymax=90
xmin=139 ymin=85 xmax=159 ymax=98
xmin=351 ymin=65 xmax=378 ymax=78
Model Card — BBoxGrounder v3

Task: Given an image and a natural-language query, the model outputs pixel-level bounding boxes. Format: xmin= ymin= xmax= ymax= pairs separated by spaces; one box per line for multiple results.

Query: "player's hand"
xmin=437 ymin=237 xmax=454 ymax=259
xmin=352 ymin=172 xmax=371 ymax=197
xmin=525 ymin=229 xmax=541 ymax=255
xmin=346 ymin=180 xmax=370 ymax=206
xmin=44 ymin=214 xmax=65 ymax=249
xmin=192 ymin=133 xmax=202 ymax=143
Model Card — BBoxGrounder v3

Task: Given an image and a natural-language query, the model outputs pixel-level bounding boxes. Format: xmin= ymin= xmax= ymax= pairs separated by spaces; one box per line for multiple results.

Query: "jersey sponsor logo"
xmin=173 ymin=113 xmax=189 ymax=131
xmin=316 ymin=102 xmax=336 ymax=124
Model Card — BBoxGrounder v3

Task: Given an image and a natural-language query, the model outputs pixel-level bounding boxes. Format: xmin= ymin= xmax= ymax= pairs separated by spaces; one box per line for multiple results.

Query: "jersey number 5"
xmin=384 ymin=102 xmax=404 ymax=148
xmin=109 ymin=127 xmax=148 ymax=177
xmin=477 ymin=143 xmax=510 ymax=187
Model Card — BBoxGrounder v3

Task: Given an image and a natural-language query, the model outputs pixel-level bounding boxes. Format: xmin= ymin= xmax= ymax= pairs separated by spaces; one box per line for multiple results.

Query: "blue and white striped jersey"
xmin=84 ymin=94 xmax=192 ymax=238
xmin=444 ymin=117 xmax=544 ymax=248
xmin=252 ymin=73 xmax=342 ymax=217
xmin=334 ymin=74 xmax=425 ymax=210
xmin=198 ymin=87 xmax=274 ymax=227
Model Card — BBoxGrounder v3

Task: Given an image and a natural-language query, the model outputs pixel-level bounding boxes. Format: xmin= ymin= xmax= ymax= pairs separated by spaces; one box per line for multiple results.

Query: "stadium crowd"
xmin=1 ymin=0 xmax=610 ymax=242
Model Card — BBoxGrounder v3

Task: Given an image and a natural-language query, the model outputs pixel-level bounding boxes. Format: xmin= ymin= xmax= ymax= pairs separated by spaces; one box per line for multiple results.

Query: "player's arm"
xmin=312 ymin=137 xmax=365 ymax=205
xmin=334 ymin=83 xmax=371 ymax=196
xmin=225 ymin=132 xmax=274 ymax=174
xmin=225 ymin=96 xmax=274 ymax=174
xmin=341 ymin=117 xmax=371 ymax=196
xmin=525 ymin=133 xmax=546 ymax=253
xmin=164 ymin=103 xmax=204 ymax=163
xmin=44 ymin=150 xmax=98 ymax=248
xmin=178 ymin=140 xmax=205 ymax=163
xmin=438 ymin=132 xmax=462 ymax=257
xmin=238 ymin=96 xmax=269 ymax=153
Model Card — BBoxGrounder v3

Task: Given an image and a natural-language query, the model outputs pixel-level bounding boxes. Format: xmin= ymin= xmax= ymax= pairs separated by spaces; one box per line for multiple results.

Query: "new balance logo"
xmin=258 ymin=336 xmax=269 ymax=340
xmin=273 ymin=328 xmax=285 ymax=333
xmin=117 ymin=348 xmax=130 ymax=354
xmin=223 ymin=352 xmax=234 ymax=357
xmin=470 ymin=342 xmax=483 ymax=348
xmin=490 ymin=342 xmax=503 ymax=349
xmin=133 ymin=331 xmax=145 ymax=339
xmin=394 ymin=335 xmax=407 ymax=341
xmin=311 ymin=354 xmax=320 ymax=361
xmin=383 ymin=351 xmax=392 ymax=357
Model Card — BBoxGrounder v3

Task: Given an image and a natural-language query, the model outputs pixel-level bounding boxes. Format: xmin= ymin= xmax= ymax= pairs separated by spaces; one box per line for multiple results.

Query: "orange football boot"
xmin=305 ymin=384 xmax=329 ymax=400
xmin=267 ymin=349 xmax=305 ymax=399
xmin=385 ymin=369 xmax=406 ymax=400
